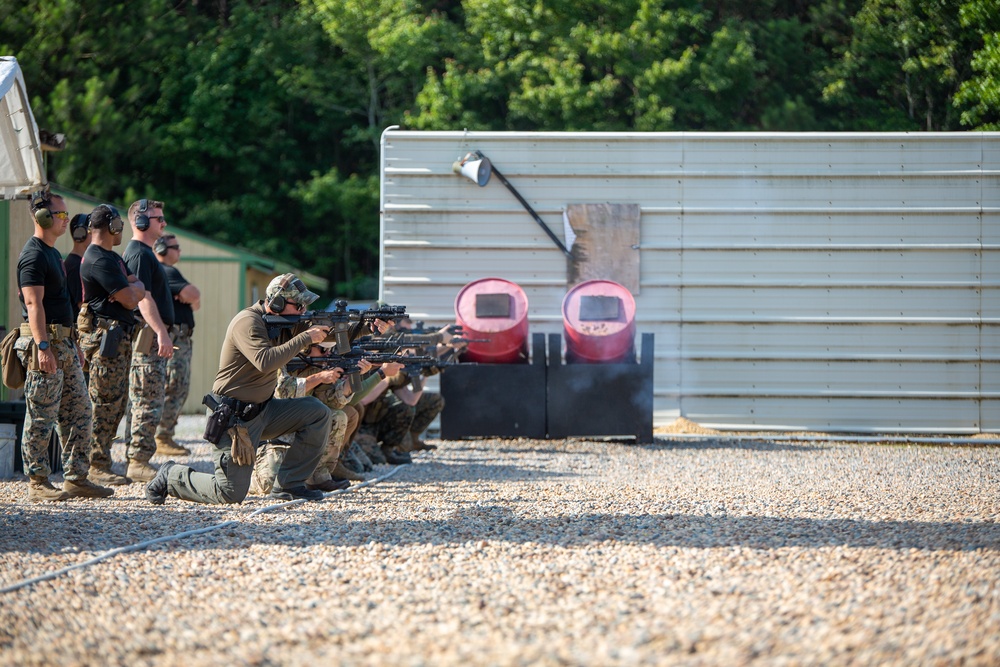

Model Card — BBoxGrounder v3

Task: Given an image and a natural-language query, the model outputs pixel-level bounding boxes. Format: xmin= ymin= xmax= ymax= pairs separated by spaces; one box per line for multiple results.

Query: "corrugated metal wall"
xmin=380 ymin=131 xmax=999 ymax=434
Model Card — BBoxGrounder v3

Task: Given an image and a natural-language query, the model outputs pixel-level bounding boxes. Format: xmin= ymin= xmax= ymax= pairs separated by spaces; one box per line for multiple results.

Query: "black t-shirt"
xmin=162 ymin=264 xmax=195 ymax=329
xmin=123 ymin=239 xmax=174 ymax=326
xmin=81 ymin=244 xmax=136 ymax=325
xmin=17 ymin=236 xmax=74 ymax=327
xmin=63 ymin=252 xmax=84 ymax=321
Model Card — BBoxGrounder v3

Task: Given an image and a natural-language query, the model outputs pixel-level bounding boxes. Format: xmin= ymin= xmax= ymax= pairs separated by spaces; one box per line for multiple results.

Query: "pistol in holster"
xmin=202 ymin=394 xmax=237 ymax=445
xmin=133 ymin=326 xmax=155 ymax=355
xmin=99 ymin=324 xmax=126 ymax=358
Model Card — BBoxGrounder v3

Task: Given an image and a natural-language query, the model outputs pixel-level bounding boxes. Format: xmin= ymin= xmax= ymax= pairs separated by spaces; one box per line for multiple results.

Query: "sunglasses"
xmin=51 ymin=211 xmax=69 ymax=220
xmin=165 ymin=245 xmax=180 ymax=251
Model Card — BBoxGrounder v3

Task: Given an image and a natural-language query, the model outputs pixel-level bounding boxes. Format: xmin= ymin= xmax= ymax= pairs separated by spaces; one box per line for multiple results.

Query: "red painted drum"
xmin=454 ymin=278 xmax=530 ymax=364
xmin=562 ymin=280 xmax=637 ymax=363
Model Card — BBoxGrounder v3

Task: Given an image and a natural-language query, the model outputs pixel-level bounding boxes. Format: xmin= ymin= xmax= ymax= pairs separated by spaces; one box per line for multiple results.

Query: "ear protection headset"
xmin=70 ymin=214 xmax=91 ymax=242
xmin=154 ymin=236 xmax=172 ymax=256
xmin=31 ymin=192 xmax=54 ymax=229
xmin=135 ymin=198 xmax=150 ymax=231
xmin=267 ymin=274 xmax=294 ymax=312
xmin=93 ymin=204 xmax=125 ymax=236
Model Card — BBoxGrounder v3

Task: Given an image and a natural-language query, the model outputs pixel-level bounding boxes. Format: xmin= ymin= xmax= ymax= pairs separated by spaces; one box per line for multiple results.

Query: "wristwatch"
xmin=376 ymin=368 xmax=387 ymax=379
xmin=37 ymin=341 xmax=50 ymax=351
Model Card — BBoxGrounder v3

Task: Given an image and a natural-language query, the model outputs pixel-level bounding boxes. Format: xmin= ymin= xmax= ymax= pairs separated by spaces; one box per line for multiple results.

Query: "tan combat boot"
xmin=28 ymin=476 xmax=70 ymax=502
xmin=127 ymin=460 xmax=158 ymax=483
xmin=408 ymin=431 xmax=437 ymax=451
xmin=155 ymin=434 xmax=191 ymax=457
xmin=355 ymin=434 xmax=386 ymax=465
xmin=331 ymin=461 xmax=364 ymax=482
xmin=89 ymin=465 xmax=131 ymax=486
xmin=63 ymin=477 xmax=115 ymax=498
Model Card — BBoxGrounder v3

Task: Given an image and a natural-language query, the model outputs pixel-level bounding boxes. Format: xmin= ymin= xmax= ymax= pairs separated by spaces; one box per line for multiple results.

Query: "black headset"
xmin=31 ymin=191 xmax=54 ymax=229
xmin=154 ymin=235 xmax=172 ymax=256
xmin=93 ymin=204 xmax=124 ymax=236
xmin=135 ymin=198 xmax=150 ymax=231
xmin=70 ymin=214 xmax=90 ymax=242
xmin=267 ymin=274 xmax=294 ymax=311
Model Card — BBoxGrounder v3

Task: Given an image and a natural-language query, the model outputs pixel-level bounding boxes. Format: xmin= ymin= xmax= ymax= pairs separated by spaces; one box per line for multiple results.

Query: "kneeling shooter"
xmin=146 ymin=273 xmax=332 ymax=505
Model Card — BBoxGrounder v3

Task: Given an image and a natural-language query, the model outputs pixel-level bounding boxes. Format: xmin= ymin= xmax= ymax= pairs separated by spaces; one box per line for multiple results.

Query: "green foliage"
xmin=1 ymin=0 xmax=996 ymax=297
xmin=956 ymin=0 xmax=1000 ymax=128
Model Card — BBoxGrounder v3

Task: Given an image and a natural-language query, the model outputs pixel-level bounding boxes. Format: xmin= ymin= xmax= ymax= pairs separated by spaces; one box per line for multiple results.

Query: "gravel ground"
xmin=1 ymin=416 xmax=999 ymax=666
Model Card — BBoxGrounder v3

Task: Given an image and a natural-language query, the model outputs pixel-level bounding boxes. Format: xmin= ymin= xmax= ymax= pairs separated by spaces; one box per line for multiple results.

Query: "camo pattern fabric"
xmin=128 ymin=338 xmax=167 ymax=464
xmin=309 ymin=408 xmax=348 ymax=483
xmin=15 ymin=336 xmax=93 ymax=480
xmin=361 ymin=391 xmax=444 ymax=449
xmin=279 ymin=365 xmax=349 ymax=480
xmin=158 ymin=332 xmax=192 ymax=439
xmin=78 ymin=328 xmax=132 ymax=469
xmin=248 ymin=440 xmax=289 ymax=495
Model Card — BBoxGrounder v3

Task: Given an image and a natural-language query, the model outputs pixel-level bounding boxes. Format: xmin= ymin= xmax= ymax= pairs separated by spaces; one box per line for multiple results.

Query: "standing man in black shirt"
xmin=63 ymin=213 xmax=91 ymax=323
xmin=121 ymin=198 xmax=174 ymax=483
xmin=153 ymin=233 xmax=200 ymax=457
xmin=15 ymin=192 xmax=112 ymax=501
xmin=79 ymin=204 xmax=146 ymax=486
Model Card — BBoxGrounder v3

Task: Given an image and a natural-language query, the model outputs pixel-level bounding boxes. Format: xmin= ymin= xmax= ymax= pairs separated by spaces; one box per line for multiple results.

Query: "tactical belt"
xmin=218 ymin=395 xmax=271 ymax=422
xmin=93 ymin=317 xmax=136 ymax=337
xmin=19 ymin=322 xmax=73 ymax=341
xmin=169 ymin=323 xmax=193 ymax=337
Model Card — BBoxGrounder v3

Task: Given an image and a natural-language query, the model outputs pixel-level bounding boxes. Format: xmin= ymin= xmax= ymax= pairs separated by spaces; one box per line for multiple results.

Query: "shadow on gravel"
xmin=647 ymin=438 xmax=826 ymax=452
xmin=414 ymin=460 xmax=577 ymax=482
xmin=4 ymin=505 xmax=998 ymax=555
xmin=251 ymin=509 xmax=1000 ymax=552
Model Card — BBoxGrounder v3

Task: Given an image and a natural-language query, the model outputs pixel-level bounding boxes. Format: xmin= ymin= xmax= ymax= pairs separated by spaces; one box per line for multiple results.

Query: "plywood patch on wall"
xmin=565 ymin=203 xmax=641 ymax=294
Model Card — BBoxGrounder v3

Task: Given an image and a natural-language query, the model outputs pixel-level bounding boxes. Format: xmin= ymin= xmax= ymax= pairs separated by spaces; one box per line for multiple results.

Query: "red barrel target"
xmin=454 ymin=278 xmax=530 ymax=363
xmin=562 ymin=280 xmax=636 ymax=363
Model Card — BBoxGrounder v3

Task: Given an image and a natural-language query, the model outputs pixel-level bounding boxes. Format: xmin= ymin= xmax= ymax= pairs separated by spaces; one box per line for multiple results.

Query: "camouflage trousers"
xmin=361 ymin=391 xmax=444 ymax=449
xmin=78 ymin=328 xmax=132 ymax=469
xmin=128 ymin=339 xmax=167 ymax=464
xmin=158 ymin=332 xmax=192 ymax=440
xmin=251 ymin=404 xmax=350 ymax=492
xmin=14 ymin=336 xmax=92 ymax=480
xmin=308 ymin=407 xmax=348 ymax=483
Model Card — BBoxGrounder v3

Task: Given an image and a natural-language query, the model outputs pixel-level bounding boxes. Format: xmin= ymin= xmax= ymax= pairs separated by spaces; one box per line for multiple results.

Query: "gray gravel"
xmin=1 ymin=417 xmax=999 ymax=666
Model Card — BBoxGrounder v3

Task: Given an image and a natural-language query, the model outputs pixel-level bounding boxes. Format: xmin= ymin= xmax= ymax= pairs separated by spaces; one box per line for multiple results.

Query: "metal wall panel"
xmin=381 ymin=130 xmax=1000 ymax=433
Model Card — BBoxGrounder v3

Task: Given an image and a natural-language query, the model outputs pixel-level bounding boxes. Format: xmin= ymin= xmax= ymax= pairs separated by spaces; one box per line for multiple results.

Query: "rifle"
xmin=286 ymin=347 xmax=437 ymax=393
xmin=405 ymin=322 xmax=465 ymax=336
xmin=401 ymin=347 xmax=479 ymax=391
xmin=262 ymin=299 xmax=407 ymax=353
xmin=354 ymin=333 xmax=491 ymax=352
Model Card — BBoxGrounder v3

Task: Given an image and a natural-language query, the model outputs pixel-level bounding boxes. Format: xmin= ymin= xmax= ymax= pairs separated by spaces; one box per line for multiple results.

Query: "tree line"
xmin=2 ymin=0 xmax=997 ymax=297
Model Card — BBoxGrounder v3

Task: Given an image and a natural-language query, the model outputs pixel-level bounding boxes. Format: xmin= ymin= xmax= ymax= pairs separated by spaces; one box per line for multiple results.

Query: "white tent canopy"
xmin=0 ymin=56 xmax=45 ymax=199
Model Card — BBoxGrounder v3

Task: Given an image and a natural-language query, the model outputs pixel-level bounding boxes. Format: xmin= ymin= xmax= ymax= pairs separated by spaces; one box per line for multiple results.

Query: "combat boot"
xmin=331 ymin=461 xmax=364 ymax=482
xmin=127 ymin=459 xmax=158 ymax=483
xmin=28 ymin=476 xmax=70 ymax=502
xmin=89 ymin=465 xmax=131 ymax=486
xmin=340 ymin=446 xmax=366 ymax=474
xmin=349 ymin=441 xmax=374 ymax=471
xmin=155 ymin=434 xmax=191 ymax=457
xmin=409 ymin=431 xmax=438 ymax=451
xmin=381 ymin=445 xmax=412 ymax=465
xmin=63 ymin=478 xmax=114 ymax=499
xmin=356 ymin=434 xmax=386 ymax=465
xmin=145 ymin=461 xmax=176 ymax=505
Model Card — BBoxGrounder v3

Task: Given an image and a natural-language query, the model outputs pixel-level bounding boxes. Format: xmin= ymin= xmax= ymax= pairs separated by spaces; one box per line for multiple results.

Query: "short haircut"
xmin=128 ymin=198 xmax=165 ymax=223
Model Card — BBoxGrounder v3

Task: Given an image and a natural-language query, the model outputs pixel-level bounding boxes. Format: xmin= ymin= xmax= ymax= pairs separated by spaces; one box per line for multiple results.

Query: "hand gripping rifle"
xmin=286 ymin=347 xmax=437 ymax=393
xmin=262 ymin=299 xmax=407 ymax=353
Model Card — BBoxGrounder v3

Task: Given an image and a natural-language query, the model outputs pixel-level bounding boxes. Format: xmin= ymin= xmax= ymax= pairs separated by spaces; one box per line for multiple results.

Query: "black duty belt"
xmin=93 ymin=317 xmax=136 ymax=337
xmin=217 ymin=395 xmax=271 ymax=422
xmin=169 ymin=323 xmax=193 ymax=337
